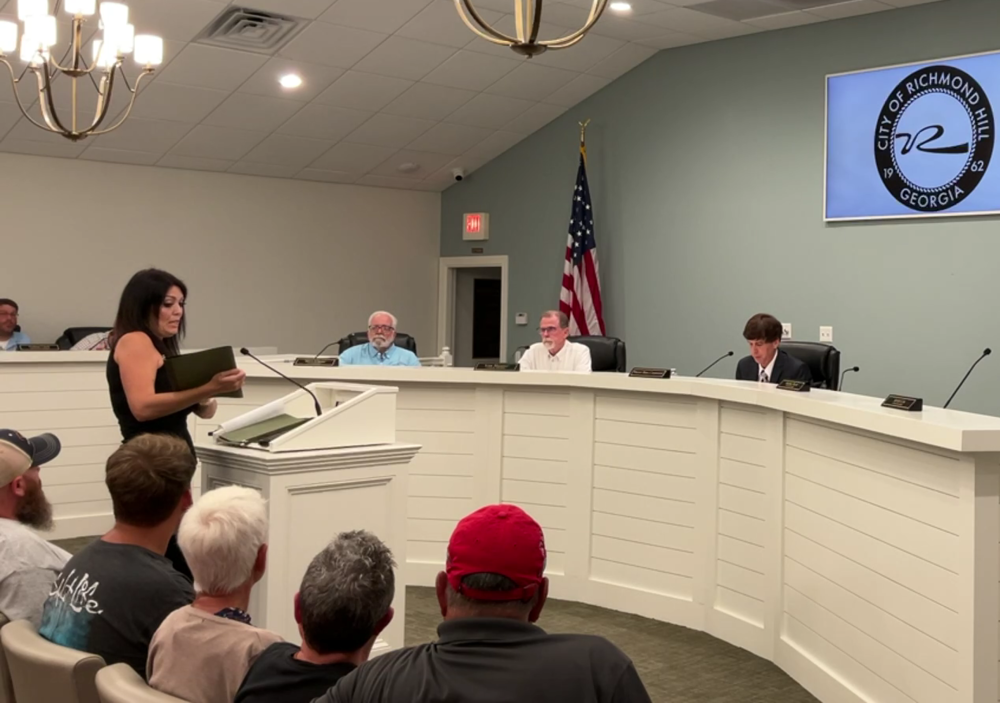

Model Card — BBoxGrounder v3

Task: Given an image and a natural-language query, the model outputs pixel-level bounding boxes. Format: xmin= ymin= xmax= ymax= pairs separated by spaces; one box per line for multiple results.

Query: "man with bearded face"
xmin=338 ymin=311 xmax=420 ymax=367
xmin=0 ymin=429 xmax=69 ymax=627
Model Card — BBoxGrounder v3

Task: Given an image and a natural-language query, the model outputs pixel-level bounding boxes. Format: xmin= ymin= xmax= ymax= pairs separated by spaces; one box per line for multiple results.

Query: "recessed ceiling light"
xmin=397 ymin=162 xmax=420 ymax=174
xmin=610 ymin=1 xmax=631 ymax=11
xmin=279 ymin=74 xmax=303 ymax=89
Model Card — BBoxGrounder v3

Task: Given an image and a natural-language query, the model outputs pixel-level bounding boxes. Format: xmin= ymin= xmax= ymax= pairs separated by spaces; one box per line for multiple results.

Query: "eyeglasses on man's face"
xmin=369 ymin=325 xmax=395 ymax=334
xmin=537 ymin=326 xmax=561 ymax=335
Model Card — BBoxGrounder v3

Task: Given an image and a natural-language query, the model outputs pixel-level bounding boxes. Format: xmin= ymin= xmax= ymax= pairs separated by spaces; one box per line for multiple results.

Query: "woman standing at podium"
xmin=106 ymin=268 xmax=245 ymax=579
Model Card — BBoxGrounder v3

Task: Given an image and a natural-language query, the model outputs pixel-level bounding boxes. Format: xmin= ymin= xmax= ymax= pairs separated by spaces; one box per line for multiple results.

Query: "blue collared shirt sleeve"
xmin=338 ymin=345 xmax=362 ymax=365
xmin=399 ymin=349 xmax=421 ymax=367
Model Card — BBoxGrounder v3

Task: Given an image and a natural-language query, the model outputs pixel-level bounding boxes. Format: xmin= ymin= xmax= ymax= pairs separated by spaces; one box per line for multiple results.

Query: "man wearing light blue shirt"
xmin=0 ymin=299 xmax=29 ymax=351
xmin=339 ymin=311 xmax=420 ymax=367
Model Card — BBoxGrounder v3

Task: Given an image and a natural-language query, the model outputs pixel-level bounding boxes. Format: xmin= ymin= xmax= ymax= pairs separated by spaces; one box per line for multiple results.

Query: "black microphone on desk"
xmin=943 ymin=348 xmax=992 ymax=409
xmin=839 ymin=366 xmax=859 ymax=391
xmin=695 ymin=351 xmax=734 ymax=378
xmin=313 ymin=342 xmax=339 ymax=359
xmin=239 ymin=348 xmax=323 ymax=416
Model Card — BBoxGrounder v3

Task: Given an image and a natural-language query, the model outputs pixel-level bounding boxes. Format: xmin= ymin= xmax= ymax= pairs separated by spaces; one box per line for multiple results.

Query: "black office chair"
xmin=569 ymin=335 xmax=627 ymax=373
xmin=780 ymin=341 xmax=841 ymax=390
xmin=338 ymin=332 xmax=417 ymax=355
xmin=55 ymin=327 xmax=112 ymax=350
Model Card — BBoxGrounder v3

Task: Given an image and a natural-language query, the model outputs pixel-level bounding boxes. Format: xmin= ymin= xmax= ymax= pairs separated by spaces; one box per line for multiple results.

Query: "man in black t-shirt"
xmin=235 ymin=530 xmax=395 ymax=703
xmin=314 ymin=504 xmax=652 ymax=703
xmin=38 ymin=434 xmax=195 ymax=677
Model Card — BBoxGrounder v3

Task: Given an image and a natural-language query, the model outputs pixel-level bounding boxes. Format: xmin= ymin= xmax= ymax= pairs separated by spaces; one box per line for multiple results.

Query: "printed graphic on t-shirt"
xmin=38 ymin=568 xmax=103 ymax=650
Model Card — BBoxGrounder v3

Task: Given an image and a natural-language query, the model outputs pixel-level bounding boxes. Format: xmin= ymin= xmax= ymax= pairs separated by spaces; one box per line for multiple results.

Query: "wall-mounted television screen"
xmin=826 ymin=51 xmax=998 ymax=221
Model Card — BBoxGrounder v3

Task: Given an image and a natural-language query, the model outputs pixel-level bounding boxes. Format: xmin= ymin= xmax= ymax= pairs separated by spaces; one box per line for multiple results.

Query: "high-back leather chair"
xmin=1 ymin=619 xmax=104 ymax=703
xmin=780 ymin=341 xmax=841 ymax=390
xmin=569 ymin=335 xmax=627 ymax=373
xmin=338 ymin=332 xmax=417 ymax=356
xmin=0 ymin=614 xmax=14 ymax=703
xmin=56 ymin=327 xmax=112 ymax=350
xmin=96 ymin=663 xmax=187 ymax=703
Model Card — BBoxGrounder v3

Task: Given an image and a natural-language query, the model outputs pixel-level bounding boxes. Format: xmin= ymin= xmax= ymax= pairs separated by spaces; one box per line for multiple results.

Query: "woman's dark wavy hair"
xmin=111 ymin=269 xmax=187 ymax=357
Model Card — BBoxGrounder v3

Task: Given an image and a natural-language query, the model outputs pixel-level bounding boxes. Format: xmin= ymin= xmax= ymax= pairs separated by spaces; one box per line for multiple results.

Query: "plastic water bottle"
xmin=441 ymin=346 xmax=453 ymax=367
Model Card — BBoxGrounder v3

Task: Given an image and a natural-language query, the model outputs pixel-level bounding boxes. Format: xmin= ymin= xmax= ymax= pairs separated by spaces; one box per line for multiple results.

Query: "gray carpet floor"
xmin=55 ymin=537 xmax=818 ymax=703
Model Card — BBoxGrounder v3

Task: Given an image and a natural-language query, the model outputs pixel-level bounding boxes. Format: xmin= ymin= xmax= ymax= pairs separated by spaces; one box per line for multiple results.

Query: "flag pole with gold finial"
xmin=579 ymin=118 xmax=590 ymax=165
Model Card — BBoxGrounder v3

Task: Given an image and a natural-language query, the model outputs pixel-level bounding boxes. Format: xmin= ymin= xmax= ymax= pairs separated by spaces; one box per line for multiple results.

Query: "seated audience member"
xmin=0 ymin=429 xmax=70 ymax=627
xmin=517 ymin=310 xmax=592 ymax=372
xmin=236 ymin=530 xmax=395 ymax=703
xmin=70 ymin=330 xmax=111 ymax=351
xmin=338 ymin=311 xmax=420 ymax=367
xmin=734 ymin=313 xmax=812 ymax=385
xmin=0 ymin=299 xmax=29 ymax=351
xmin=315 ymin=504 xmax=651 ymax=703
xmin=148 ymin=485 xmax=281 ymax=702
xmin=39 ymin=434 xmax=195 ymax=677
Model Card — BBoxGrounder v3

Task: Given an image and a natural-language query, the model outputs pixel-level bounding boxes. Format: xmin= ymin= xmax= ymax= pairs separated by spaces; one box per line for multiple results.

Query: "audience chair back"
xmin=96 ymin=663 xmax=188 ymax=703
xmin=0 ymin=619 xmax=104 ymax=703
xmin=338 ymin=332 xmax=417 ymax=355
xmin=0 ymin=613 xmax=13 ymax=703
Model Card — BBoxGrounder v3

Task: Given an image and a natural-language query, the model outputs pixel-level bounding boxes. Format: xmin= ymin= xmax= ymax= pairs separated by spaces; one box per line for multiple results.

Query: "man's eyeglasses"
xmin=537 ymin=326 xmax=560 ymax=335
xmin=369 ymin=325 xmax=395 ymax=334
xmin=0 ymin=311 xmax=17 ymax=319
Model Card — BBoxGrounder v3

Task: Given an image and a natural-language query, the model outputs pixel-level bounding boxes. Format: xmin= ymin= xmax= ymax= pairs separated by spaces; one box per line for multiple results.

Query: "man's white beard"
xmin=542 ymin=339 xmax=555 ymax=350
xmin=373 ymin=336 xmax=390 ymax=351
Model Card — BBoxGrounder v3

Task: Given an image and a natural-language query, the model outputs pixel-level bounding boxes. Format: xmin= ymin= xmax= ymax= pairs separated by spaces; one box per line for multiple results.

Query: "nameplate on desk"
xmin=475 ymin=363 xmax=519 ymax=371
xmin=776 ymin=379 xmax=810 ymax=392
xmin=16 ymin=344 xmax=60 ymax=351
xmin=882 ymin=394 xmax=923 ymax=412
xmin=293 ymin=357 xmax=339 ymax=367
xmin=628 ymin=367 xmax=672 ymax=379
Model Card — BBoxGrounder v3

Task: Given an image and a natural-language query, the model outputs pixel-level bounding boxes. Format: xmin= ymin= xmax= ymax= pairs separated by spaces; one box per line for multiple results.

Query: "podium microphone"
xmin=696 ymin=351 xmax=734 ymax=378
xmin=239 ymin=348 xmax=323 ymax=416
xmin=943 ymin=348 xmax=992 ymax=409
xmin=314 ymin=342 xmax=338 ymax=359
xmin=839 ymin=366 xmax=859 ymax=391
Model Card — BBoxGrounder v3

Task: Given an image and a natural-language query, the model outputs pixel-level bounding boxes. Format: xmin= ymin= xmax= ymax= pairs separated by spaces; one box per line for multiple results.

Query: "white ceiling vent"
xmin=195 ymin=7 xmax=305 ymax=55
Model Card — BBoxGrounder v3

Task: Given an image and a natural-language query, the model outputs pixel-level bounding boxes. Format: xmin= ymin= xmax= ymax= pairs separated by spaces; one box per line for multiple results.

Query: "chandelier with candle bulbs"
xmin=454 ymin=0 xmax=609 ymax=57
xmin=0 ymin=0 xmax=164 ymax=141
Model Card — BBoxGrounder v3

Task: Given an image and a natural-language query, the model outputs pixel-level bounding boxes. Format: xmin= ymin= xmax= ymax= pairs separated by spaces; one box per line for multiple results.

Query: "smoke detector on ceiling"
xmin=195 ymin=7 xmax=305 ymax=55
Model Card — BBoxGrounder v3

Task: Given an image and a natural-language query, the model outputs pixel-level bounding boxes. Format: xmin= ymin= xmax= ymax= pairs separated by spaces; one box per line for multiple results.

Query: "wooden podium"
xmin=195 ymin=381 xmax=419 ymax=655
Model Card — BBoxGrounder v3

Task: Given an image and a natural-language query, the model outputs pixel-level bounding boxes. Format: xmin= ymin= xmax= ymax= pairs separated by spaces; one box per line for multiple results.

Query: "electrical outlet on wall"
xmin=782 ymin=323 xmax=792 ymax=340
xmin=820 ymin=326 xmax=833 ymax=343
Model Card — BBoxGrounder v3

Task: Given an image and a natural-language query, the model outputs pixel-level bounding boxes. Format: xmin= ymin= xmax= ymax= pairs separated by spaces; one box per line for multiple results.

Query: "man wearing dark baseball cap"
xmin=315 ymin=504 xmax=651 ymax=703
xmin=0 ymin=429 xmax=70 ymax=627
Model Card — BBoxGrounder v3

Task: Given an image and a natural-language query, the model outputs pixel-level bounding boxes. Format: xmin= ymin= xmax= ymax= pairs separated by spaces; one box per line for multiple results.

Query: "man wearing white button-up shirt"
xmin=517 ymin=311 xmax=592 ymax=373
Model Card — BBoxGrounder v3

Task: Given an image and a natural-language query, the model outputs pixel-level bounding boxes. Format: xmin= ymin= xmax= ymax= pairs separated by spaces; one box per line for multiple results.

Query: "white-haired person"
xmin=337 ymin=311 xmax=420 ymax=367
xmin=146 ymin=485 xmax=281 ymax=703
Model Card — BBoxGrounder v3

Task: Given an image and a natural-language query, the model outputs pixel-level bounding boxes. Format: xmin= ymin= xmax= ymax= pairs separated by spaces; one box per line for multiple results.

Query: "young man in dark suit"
xmin=735 ymin=313 xmax=812 ymax=385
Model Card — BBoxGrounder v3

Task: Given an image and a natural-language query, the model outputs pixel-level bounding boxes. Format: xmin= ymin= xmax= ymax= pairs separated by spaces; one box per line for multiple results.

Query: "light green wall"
xmin=441 ymin=0 xmax=1000 ymax=415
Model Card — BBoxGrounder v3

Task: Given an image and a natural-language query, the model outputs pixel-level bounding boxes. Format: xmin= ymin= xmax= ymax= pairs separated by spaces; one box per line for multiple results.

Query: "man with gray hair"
xmin=235 ymin=530 xmax=395 ymax=703
xmin=147 ymin=485 xmax=281 ymax=702
xmin=518 ymin=310 xmax=592 ymax=372
xmin=337 ymin=311 xmax=420 ymax=366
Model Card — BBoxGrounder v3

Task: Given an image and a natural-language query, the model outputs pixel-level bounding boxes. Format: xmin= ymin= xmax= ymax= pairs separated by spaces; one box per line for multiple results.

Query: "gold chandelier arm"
xmin=540 ymin=0 xmax=609 ymax=47
xmin=36 ymin=65 xmax=74 ymax=135
xmin=0 ymin=58 xmax=58 ymax=134
xmin=454 ymin=0 xmax=517 ymax=44
xmin=86 ymin=68 xmax=153 ymax=136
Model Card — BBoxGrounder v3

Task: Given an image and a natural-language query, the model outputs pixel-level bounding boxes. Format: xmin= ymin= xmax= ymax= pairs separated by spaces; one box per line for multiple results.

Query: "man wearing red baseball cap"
xmin=0 ymin=428 xmax=70 ymax=627
xmin=315 ymin=504 xmax=651 ymax=703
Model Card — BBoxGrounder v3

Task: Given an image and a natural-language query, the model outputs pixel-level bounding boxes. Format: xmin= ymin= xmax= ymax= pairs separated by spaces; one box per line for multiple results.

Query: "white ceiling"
xmin=0 ymin=0 xmax=941 ymax=191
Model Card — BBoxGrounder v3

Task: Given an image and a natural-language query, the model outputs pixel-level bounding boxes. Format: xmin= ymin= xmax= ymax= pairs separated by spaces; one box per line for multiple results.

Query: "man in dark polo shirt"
xmin=313 ymin=504 xmax=651 ymax=703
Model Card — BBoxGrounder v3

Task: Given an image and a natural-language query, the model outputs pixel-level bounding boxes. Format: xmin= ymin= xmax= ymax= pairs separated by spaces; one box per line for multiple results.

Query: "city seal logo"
xmin=874 ymin=64 xmax=993 ymax=212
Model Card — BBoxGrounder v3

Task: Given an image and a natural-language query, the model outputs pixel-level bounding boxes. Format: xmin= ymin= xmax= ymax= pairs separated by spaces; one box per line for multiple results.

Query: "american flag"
xmin=559 ymin=146 xmax=605 ymax=336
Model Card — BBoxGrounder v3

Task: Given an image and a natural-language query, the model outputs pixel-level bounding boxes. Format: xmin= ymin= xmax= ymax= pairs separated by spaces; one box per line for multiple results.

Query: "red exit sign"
xmin=462 ymin=212 xmax=489 ymax=240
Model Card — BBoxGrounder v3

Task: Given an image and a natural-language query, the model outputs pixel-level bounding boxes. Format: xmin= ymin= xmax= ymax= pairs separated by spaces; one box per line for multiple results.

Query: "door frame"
xmin=438 ymin=255 xmax=509 ymax=362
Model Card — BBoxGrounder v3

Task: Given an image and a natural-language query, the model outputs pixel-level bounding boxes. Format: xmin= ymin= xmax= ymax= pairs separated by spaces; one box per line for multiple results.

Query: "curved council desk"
xmin=3 ymin=352 xmax=999 ymax=703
